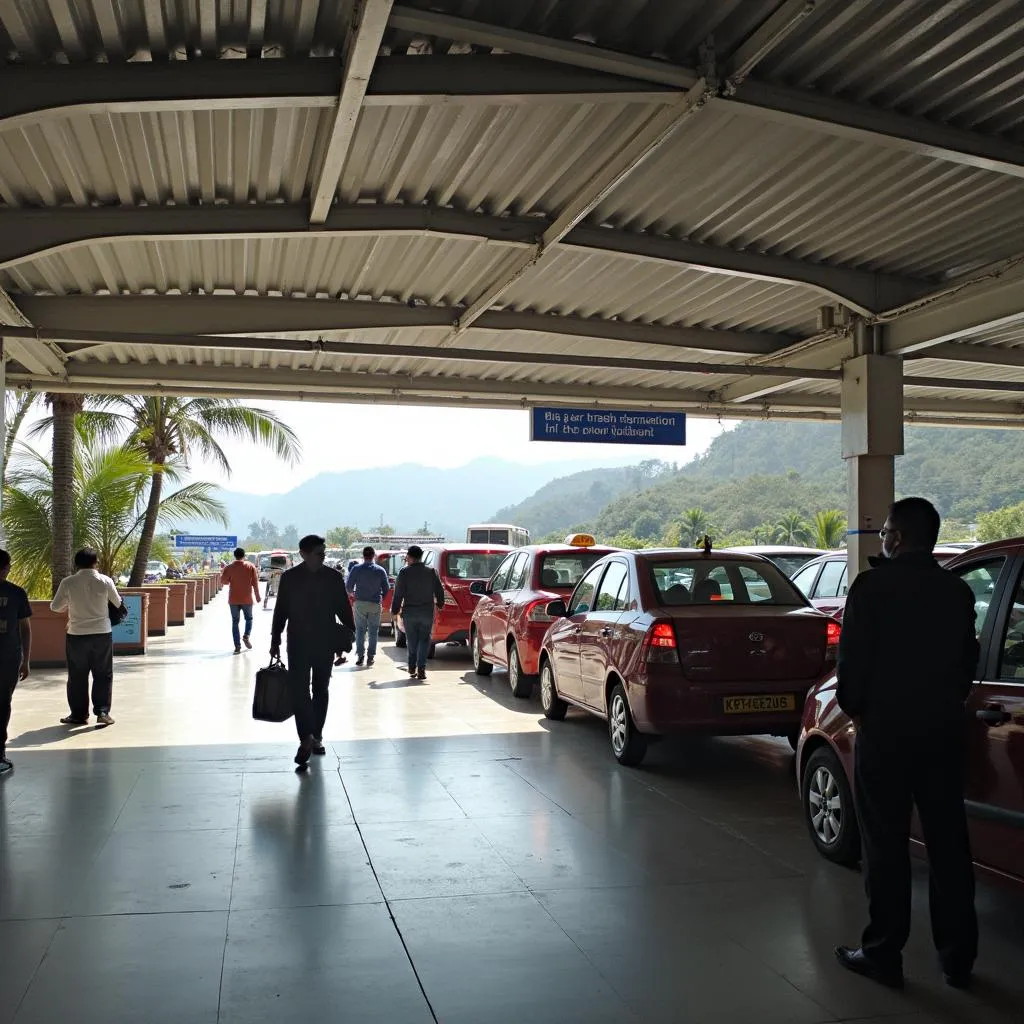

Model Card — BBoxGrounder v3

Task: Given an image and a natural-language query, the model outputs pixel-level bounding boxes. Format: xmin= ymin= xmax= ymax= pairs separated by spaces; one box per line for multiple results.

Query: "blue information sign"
xmin=112 ymin=594 xmax=144 ymax=645
xmin=530 ymin=407 xmax=686 ymax=446
xmin=174 ymin=534 xmax=238 ymax=550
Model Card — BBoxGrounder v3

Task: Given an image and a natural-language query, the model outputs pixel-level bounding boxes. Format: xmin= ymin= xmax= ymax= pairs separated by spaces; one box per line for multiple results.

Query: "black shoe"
xmin=355 ymin=656 xmax=364 ymax=666
xmin=234 ymin=646 xmax=242 ymax=655
xmin=0 ymin=758 xmax=12 ymax=776
xmin=367 ymin=656 xmax=375 ymax=666
xmin=294 ymin=738 xmax=313 ymax=767
xmin=417 ymin=668 xmax=427 ymax=681
xmin=311 ymin=735 xmax=326 ymax=756
xmin=60 ymin=715 xmax=88 ymax=725
xmin=834 ymin=947 xmax=904 ymax=990
xmin=944 ymin=971 xmax=973 ymax=990
xmin=408 ymin=665 xmax=416 ymax=677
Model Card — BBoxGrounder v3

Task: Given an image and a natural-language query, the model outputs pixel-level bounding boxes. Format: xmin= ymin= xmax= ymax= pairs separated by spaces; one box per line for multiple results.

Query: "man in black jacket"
xmin=271 ymin=534 xmax=355 ymax=766
xmin=835 ymin=497 xmax=979 ymax=990
xmin=391 ymin=545 xmax=444 ymax=681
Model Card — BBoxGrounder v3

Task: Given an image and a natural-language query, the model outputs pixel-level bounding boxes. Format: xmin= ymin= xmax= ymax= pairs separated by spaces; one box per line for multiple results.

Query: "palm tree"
xmin=812 ymin=509 xmax=847 ymax=549
xmin=775 ymin=512 xmax=811 ymax=545
xmin=679 ymin=507 xmax=712 ymax=546
xmin=2 ymin=432 xmax=227 ymax=596
xmin=80 ymin=397 xmax=300 ymax=586
xmin=46 ymin=393 xmax=83 ymax=594
xmin=3 ymin=391 xmax=40 ymax=491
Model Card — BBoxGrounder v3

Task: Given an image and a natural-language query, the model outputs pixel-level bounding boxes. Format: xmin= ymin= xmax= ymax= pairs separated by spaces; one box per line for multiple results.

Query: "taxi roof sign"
xmin=564 ymin=533 xmax=596 ymax=547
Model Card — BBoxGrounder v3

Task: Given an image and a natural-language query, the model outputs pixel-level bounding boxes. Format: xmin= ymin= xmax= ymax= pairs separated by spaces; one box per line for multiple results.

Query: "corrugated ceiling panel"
xmin=0 ymin=234 xmax=515 ymax=303
xmin=501 ymin=248 xmax=822 ymax=334
xmin=0 ymin=106 xmax=331 ymax=206
xmin=340 ymin=99 xmax=670 ymax=215
xmin=593 ymin=104 xmax=1024 ymax=280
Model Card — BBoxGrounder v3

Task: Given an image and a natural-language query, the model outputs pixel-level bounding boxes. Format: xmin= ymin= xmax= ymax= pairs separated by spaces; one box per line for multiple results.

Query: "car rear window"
xmin=769 ymin=554 xmax=818 ymax=577
xmin=538 ymin=552 xmax=609 ymax=589
xmin=444 ymin=552 xmax=509 ymax=580
xmin=649 ymin=559 xmax=805 ymax=606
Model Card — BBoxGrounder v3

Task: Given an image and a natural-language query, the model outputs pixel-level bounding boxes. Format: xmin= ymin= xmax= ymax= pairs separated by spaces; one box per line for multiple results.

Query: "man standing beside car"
xmin=835 ymin=497 xmax=979 ymax=991
xmin=270 ymin=534 xmax=355 ymax=766
xmin=346 ymin=546 xmax=390 ymax=667
xmin=221 ymin=547 xmax=261 ymax=654
xmin=391 ymin=545 xmax=444 ymax=681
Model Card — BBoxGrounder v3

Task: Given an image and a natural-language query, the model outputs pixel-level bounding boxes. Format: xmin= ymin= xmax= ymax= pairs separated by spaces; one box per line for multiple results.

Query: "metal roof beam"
xmin=308 ymin=0 xmax=393 ymax=225
xmin=0 ymin=204 xmax=928 ymax=315
xmin=0 ymin=287 xmax=65 ymax=377
xmin=0 ymin=324 xmax=834 ymax=381
xmin=13 ymin=295 xmax=790 ymax=357
xmin=910 ymin=343 xmax=1024 ymax=367
xmin=723 ymin=0 xmax=822 ymax=92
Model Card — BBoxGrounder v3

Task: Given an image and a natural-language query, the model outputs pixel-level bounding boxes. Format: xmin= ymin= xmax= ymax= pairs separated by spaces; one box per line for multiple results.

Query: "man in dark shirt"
xmin=345 ymin=546 xmax=390 ymax=667
xmin=835 ymin=498 xmax=979 ymax=990
xmin=0 ymin=549 xmax=32 ymax=776
xmin=391 ymin=545 xmax=444 ymax=681
xmin=270 ymin=534 xmax=355 ymax=767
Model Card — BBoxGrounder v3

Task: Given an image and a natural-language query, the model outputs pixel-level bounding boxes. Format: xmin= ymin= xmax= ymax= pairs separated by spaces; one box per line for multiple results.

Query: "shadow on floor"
xmin=8 ymin=723 xmax=98 ymax=748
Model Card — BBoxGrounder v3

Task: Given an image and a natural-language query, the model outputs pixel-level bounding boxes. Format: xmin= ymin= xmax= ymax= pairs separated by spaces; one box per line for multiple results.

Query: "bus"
xmin=465 ymin=523 xmax=530 ymax=547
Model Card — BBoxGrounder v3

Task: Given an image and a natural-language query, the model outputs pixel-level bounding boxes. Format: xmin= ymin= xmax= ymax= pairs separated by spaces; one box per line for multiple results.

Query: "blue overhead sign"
xmin=174 ymin=534 xmax=237 ymax=550
xmin=530 ymin=407 xmax=686 ymax=446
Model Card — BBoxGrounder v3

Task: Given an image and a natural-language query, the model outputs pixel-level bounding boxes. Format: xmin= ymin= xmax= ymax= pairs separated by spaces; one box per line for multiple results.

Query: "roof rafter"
xmin=0 ymin=204 xmax=928 ymax=315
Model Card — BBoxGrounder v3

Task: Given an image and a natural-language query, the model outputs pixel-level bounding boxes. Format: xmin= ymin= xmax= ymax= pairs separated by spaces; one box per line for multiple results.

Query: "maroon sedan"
xmin=539 ymin=550 xmax=841 ymax=766
xmin=797 ymin=538 xmax=1024 ymax=886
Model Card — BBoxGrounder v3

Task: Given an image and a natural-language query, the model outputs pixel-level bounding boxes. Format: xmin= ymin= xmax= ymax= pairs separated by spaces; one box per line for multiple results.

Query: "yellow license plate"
xmin=723 ymin=695 xmax=796 ymax=714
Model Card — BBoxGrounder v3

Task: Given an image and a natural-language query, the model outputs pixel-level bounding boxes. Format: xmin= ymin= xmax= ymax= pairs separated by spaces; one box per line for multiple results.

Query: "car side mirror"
xmin=545 ymin=600 xmax=567 ymax=617
xmin=469 ymin=580 xmax=489 ymax=596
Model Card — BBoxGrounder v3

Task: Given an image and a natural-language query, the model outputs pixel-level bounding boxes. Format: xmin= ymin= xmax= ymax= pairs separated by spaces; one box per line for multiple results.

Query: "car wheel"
xmin=395 ymin=628 xmax=407 ymax=649
xmin=802 ymin=746 xmax=860 ymax=866
xmin=508 ymin=643 xmax=535 ymax=699
xmin=608 ymin=683 xmax=647 ymax=767
xmin=472 ymin=630 xmax=493 ymax=676
xmin=539 ymin=660 xmax=567 ymax=720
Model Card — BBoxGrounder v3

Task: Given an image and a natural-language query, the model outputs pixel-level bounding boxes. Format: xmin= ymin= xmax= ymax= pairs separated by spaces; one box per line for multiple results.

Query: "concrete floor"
xmin=2 ymin=597 xmax=1022 ymax=1023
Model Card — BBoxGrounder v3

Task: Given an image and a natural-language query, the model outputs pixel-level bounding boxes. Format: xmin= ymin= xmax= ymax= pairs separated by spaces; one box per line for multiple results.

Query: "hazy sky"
xmin=188 ymin=402 xmax=738 ymax=494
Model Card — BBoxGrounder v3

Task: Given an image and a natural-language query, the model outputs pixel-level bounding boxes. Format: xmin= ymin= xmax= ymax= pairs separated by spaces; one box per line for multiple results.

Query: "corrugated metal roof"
xmin=593 ymin=103 xmax=1024 ymax=280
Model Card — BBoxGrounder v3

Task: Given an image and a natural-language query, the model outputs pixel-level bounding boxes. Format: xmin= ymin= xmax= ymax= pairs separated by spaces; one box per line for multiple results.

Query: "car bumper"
xmin=432 ymin=608 xmax=471 ymax=644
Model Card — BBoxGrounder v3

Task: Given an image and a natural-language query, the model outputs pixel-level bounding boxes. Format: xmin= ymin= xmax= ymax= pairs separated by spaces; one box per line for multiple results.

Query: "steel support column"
xmin=842 ymin=354 xmax=904 ymax=580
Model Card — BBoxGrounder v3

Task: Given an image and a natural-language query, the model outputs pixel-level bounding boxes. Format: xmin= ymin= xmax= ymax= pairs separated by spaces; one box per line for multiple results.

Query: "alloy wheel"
xmin=541 ymin=665 xmax=553 ymax=709
xmin=808 ymin=765 xmax=843 ymax=846
xmin=610 ymin=693 xmax=628 ymax=755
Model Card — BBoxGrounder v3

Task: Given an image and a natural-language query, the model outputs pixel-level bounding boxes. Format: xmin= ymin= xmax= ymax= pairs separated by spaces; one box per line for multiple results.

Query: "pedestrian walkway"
xmin=1 ymin=603 xmax=1022 ymax=1023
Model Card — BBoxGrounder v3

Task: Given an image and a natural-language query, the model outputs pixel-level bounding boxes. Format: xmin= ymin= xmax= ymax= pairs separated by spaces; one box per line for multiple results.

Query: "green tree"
xmin=246 ymin=518 xmax=281 ymax=548
xmin=632 ymin=512 xmax=663 ymax=541
xmin=3 ymin=391 xmax=40 ymax=491
xmin=2 ymin=435 xmax=226 ymax=597
xmin=378 ymin=524 xmax=396 ymax=536
xmin=80 ymin=397 xmax=300 ymax=586
xmin=606 ymin=531 xmax=651 ymax=549
xmin=326 ymin=525 xmax=362 ymax=547
xmin=775 ymin=512 xmax=811 ymax=545
xmin=811 ymin=509 xmax=847 ymax=549
xmin=977 ymin=502 xmax=1024 ymax=542
xmin=679 ymin=507 xmax=712 ymax=546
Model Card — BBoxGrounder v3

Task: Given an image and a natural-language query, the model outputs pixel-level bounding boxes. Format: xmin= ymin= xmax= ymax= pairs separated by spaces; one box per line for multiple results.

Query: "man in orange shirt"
xmin=221 ymin=548 xmax=261 ymax=654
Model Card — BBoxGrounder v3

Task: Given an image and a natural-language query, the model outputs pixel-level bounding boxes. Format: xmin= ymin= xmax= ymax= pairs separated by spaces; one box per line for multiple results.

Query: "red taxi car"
xmin=395 ymin=544 xmax=511 ymax=657
xmin=539 ymin=549 xmax=841 ymax=766
xmin=469 ymin=535 xmax=619 ymax=698
xmin=797 ymin=539 xmax=1024 ymax=885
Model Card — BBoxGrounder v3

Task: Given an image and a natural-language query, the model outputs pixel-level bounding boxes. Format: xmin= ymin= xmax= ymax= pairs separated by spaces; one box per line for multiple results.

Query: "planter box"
xmin=202 ymin=575 xmax=213 ymax=603
xmin=192 ymin=577 xmax=205 ymax=611
xmin=29 ymin=601 xmax=69 ymax=668
xmin=140 ymin=585 xmax=170 ymax=635
xmin=183 ymin=579 xmax=197 ymax=617
xmin=112 ymin=590 xmax=150 ymax=656
xmin=164 ymin=582 xmax=188 ymax=626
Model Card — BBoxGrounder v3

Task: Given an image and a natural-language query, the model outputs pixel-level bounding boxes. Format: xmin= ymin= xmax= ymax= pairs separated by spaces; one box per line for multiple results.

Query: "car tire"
xmin=471 ymin=630 xmax=493 ymax=676
xmin=508 ymin=643 xmax=535 ymax=699
xmin=539 ymin=660 xmax=567 ymax=721
xmin=395 ymin=628 xmax=407 ymax=649
xmin=608 ymin=683 xmax=647 ymax=767
xmin=802 ymin=745 xmax=860 ymax=866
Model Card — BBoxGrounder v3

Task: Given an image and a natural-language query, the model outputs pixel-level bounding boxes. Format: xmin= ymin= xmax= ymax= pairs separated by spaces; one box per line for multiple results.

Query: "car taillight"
xmin=825 ymin=619 xmax=841 ymax=659
xmin=443 ymin=587 xmax=458 ymax=606
xmin=527 ymin=601 xmax=556 ymax=624
xmin=645 ymin=621 xmax=678 ymax=663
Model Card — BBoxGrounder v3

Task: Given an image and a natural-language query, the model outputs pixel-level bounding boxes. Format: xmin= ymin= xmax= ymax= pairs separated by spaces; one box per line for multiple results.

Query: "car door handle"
xmin=976 ymin=707 xmax=1011 ymax=726
xmin=599 ymin=627 xmax=612 ymax=638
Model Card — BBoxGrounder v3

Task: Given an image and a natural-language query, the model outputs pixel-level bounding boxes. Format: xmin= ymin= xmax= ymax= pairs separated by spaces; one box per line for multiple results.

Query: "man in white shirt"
xmin=51 ymin=547 xmax=123 ymax=727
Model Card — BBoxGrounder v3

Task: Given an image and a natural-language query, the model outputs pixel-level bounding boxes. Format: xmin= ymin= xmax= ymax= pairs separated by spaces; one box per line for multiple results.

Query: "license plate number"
xmin=723 ymin=695 xmax=795 ymax=714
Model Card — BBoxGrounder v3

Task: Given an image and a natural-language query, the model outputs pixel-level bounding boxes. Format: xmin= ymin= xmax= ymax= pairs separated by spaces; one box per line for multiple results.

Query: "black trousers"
xmin=1 ymin=659 xmax=18 ymax=757
xmin=287 ymin=644 xmax=333 ymax=742
xmin=66 ymin=633 xmax=114 ymax=718
xmin=854 ymin=725 xmax=977 ymax=974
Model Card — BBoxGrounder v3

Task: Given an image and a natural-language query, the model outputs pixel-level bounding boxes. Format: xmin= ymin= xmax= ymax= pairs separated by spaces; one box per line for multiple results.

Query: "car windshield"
xmin=146 ymin=561 xmax=163 ymax=571
xmin=767 ymin=554 xmax=818 ymax=577
xmin=649 ymin=559 xmax=805 ymax=606
xmin=538 ymin=552 xmax=609 ymax=589
xmin=445 ymin=552 xmax=509 ymax=580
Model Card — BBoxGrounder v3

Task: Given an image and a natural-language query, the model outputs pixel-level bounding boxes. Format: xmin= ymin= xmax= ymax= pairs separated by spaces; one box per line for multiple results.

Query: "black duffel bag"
xmin=252 ymin=655 xmax=294 ymax=722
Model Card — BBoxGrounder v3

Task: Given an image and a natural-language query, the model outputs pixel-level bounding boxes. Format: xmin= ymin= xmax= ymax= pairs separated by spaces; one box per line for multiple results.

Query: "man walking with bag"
xmin=346 ymin=546 xmax=390 ymax=667
xmin=0 ymin=549 xmax=32 ymax=776
xmin=391 ymin=545 xmax=444 ymax=681
xmin=835 ymin=497 xmax=979 ymax=990
xmin=52 ymin=547 xmax=123 ymax=728
xmin=221 ymin=547 xmax=261 ymax=654
xmin=270 ymin=534 xmax=354 ymax=766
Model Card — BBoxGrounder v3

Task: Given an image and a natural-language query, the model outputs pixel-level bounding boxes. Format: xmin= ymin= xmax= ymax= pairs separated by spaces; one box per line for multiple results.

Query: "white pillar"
xmin=842 ymin=353 xmax=903 ymax=580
